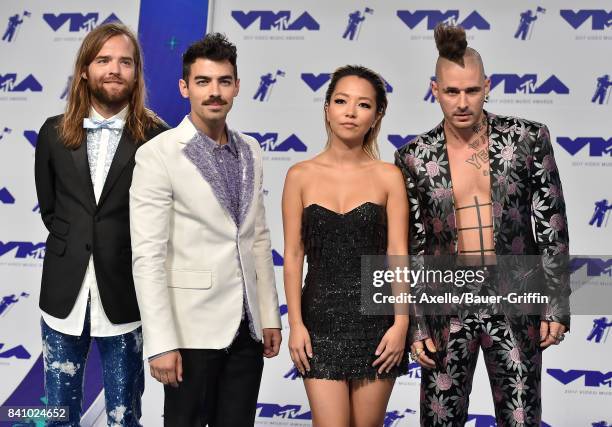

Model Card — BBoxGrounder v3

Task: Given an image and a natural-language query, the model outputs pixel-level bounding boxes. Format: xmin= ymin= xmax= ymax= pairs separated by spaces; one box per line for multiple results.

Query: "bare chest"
xmin=446 ymin=137 xmax=492 ymax=207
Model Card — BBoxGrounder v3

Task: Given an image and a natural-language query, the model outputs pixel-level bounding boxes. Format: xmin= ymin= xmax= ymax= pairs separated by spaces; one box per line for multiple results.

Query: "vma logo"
xmin=256 ymin=403 xmax=311 ymax=419
xmin=245 ymin=132 xmax=307 ymax=152
xmin=388 ymin=135 xmax=418 ymax=150
xmin=43 ymin=13 xmax=121 ymax=32
xmin=232 ymin=11 xmax=319 ymax=31
xmin=0 ymin=74 xmax=42 ymax=92
xmin=397 ymin=10 xmax=490 ymax=30
xmin=301 ymin=73 xmax=393 ymax=93
xmin=570 ymin=257 xmax=612 ymax=277
xmin=560 ymin=10 xmax=612 ymax=30
xmin=0 ymin=241 xmax=45 ymax=259
xmin=489 ymin=74 xmax=569 ymax=94
xmin=0 ymin=187 xmax=15 ymax=204
xmin=557 ymin=137 xmax=612 ymax=157
xmin=547 ymin=369 xmax=612 ymax=387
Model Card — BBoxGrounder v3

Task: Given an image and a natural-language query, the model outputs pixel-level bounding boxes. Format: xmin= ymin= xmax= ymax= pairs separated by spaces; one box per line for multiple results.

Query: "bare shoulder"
xmin=372 ymin=160 xmax=404 ymax=183
xmin=287 ymin=159 xmax=316 ymax=175
xmin=285 ymin=159 xmax=318 ymax=185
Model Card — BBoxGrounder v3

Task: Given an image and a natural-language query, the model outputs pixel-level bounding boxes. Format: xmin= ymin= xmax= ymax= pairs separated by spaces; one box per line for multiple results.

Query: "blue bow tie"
xmin=83 ymin=118 xmax=125 ymax=130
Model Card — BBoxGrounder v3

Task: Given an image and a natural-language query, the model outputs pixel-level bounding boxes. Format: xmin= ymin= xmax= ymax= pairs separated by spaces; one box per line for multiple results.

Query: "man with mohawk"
xmin=395 ymin=24 xmax=570 ymax=425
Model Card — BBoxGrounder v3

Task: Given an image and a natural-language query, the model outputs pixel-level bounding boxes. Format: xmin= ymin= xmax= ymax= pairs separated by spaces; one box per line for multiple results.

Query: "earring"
xmin=484 ymin=94 xmax=490 ymax=103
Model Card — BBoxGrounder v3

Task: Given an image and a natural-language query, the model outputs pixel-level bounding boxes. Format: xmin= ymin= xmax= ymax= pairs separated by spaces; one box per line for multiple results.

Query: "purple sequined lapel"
xmin=182 ymin=129 xmax=254 ymax=228
xmin=182 ymin=132 xmax=234 ymax=221
xmin=230 ymin=130 xmax=254 ymax=228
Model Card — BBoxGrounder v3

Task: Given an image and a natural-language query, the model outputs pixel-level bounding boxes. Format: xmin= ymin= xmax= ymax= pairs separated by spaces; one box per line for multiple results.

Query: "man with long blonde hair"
xmin=34 ymin=22 xmax=166 ymax=426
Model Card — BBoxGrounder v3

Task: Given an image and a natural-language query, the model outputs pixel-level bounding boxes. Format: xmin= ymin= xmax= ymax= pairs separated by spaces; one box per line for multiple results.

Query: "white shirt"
xmin=41 ymin=106 xmax=141 ymax=337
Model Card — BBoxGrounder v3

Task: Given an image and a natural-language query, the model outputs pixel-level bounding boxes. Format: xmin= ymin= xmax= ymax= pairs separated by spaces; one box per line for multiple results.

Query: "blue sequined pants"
xmin=41 ymin=315 xmax=144 ymax=427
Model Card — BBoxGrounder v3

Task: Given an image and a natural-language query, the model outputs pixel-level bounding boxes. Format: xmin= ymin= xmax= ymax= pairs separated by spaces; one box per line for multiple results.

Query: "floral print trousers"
xmin=420 ymin=314 xmax=542 ymax=426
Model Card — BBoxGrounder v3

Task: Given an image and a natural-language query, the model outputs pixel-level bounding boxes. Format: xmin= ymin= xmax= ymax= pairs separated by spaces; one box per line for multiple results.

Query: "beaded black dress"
xmin=300 ymin=202 xmax=408 ymax=380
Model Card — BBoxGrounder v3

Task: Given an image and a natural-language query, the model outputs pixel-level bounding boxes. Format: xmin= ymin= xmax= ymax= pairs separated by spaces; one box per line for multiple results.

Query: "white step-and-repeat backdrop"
xmin=1 ymin=1 xmax=610 ymax=425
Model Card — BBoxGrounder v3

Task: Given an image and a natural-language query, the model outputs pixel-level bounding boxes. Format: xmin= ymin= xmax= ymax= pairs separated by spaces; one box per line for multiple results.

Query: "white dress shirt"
xmin=41 ymin=106 xmax=141 ymax=337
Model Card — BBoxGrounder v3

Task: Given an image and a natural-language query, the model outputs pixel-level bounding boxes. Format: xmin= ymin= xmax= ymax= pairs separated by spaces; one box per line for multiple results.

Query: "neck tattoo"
xmin=463 ymin=115 xmax=490 ymax=172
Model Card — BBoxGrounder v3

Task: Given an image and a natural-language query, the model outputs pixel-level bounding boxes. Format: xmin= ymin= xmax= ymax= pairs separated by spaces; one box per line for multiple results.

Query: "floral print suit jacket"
xmin=394 ymin=111 xmax=570 ymax=362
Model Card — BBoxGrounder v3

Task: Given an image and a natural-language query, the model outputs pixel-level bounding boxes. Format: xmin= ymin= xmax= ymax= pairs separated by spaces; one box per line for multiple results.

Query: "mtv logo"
xmin=245 ymin=132 xmax=307 ymax=152
xmin=489 ymin=74 xmax=569 ymax=94
xmin=256 ymin=403 xmax=311 ymax=419
xmin=43 ymin=12 xmax=121 ymax=32
xmin=0 ymin=187 xmax=15 ymax=204
xmin=272 ymin=249 xmax=284 ymax=266
xmin=557 ymin=137 xmax=612 ymax=157
xmin=301 ymin=73 xmax=393 ymax=93
xmin=570 ymin=257 xmax=612 ymax=276
xmin=23 ymin=130 xmax=38 ymax=147
xmin=231 ymin=11 xmax=319 ymax=31
xmin=397 ymin=10 xmax=490 ymax=30
xmin=0 ymin=241 xmax=46 ymax=259
xmin=388 ymin=134 xmax=418 ymax=149
xmin=0 ymin=74 xmax=42 ymax=92
xmin=0 ymin=344 xmax=31 ymax=360
xmin=560 ymin=10 xmax=612 ymax=30
xmin=547 ymin=368 xmax=612 ymax=387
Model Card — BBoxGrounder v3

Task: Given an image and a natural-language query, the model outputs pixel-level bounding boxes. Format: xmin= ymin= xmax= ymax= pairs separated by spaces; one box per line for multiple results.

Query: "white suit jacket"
xmin=130 ymin=116 xmax=281 ymax=358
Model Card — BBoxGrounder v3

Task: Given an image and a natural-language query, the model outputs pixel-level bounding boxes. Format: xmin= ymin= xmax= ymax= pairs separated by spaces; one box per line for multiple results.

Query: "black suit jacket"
xmin=34 ymin=114 xmax=168 ymax=323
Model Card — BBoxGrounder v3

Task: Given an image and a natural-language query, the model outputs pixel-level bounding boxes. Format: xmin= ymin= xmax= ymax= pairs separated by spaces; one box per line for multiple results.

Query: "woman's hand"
xmin=288 ymin=322 xmax=313 ymax=375
xmin=372 ymin=322 xmax=408 ymax=374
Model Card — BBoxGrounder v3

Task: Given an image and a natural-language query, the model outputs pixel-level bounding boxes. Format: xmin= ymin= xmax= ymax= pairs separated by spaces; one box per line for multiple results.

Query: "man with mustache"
xmin=395 ymin=24 xmax=570 ymax=425
xmin=130 ymin=33 xmax=282 ymax=426
xmin=34 ymin=23 xmax=167 ymax=426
